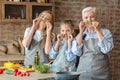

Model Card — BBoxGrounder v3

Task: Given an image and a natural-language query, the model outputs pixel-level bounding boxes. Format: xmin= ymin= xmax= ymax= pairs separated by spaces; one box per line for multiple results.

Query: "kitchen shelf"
xmin=1 ymin=0 xmax=54 ymax=22
xmin=29 ymin=2 xmax=54 ymax=21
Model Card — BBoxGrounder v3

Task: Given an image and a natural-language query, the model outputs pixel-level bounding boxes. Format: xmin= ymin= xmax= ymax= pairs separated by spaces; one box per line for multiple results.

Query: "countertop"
xmin=0 ymin=72 xmax=56 ymax=80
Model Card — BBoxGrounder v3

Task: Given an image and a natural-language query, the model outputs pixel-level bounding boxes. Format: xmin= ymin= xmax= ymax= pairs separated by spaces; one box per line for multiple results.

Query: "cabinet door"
xmin=29 ymin=3 xmax=54 ymax=22
xmin=1 ymin=2 xmax=29 ymax=22
xmin=0 ymin=2 xmax=1 ymax=22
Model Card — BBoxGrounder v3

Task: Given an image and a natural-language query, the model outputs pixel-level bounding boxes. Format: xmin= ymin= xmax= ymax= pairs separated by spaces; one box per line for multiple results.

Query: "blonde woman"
xmin=22 ymin=10 xmax=55 ymax=66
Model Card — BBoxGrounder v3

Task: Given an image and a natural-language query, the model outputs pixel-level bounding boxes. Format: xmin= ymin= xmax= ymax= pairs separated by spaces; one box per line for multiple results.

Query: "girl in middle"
xmin=49 ymin=20 xmax=76 ymax=72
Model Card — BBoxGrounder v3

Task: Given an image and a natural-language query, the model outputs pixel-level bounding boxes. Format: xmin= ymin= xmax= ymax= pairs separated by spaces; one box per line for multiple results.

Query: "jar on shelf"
xmin=13 ymin=0 xmax=20 ymax=2
xmin=45 ymin=0 xmax=49 ymax=3
xmin=8 ymin=0 xmax=13 ymax=1
xmin=37 ymin=0 xmax=45 ymax=3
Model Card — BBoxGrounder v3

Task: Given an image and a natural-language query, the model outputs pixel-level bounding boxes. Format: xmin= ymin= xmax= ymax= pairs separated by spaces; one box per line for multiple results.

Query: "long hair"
xmin=38 ymin=10 xmax=54 ymax=31
xmin=38 ymin=10 xmax=54 ymax=48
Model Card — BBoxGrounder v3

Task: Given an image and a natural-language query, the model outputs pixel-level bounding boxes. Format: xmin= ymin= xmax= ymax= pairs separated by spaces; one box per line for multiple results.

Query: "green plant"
xmin=34 ymin=64 xmax=50 ymax=73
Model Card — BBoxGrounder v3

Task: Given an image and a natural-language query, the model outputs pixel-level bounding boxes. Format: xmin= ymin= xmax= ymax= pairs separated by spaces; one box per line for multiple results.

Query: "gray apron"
xmin=77 ymin=38 xmax=111 ymax=80
xmin=24 ymin=38 xmax=49 ymax=66
xmin=50 ymin=41 xmax=74 ymax=72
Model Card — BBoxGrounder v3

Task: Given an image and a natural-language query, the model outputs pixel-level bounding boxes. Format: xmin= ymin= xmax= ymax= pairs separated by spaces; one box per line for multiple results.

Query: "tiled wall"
xmin=0 ymin=0 xmax=120 ymax=79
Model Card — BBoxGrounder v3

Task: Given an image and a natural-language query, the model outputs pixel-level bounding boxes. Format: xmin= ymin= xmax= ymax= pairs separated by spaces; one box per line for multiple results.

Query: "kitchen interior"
xmin=0 ymin=0 xmax=120 ymax=80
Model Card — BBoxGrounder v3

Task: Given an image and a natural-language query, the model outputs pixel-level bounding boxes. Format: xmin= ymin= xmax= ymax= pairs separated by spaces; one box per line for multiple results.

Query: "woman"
xmin=68 ymin=7 xmax=114 ymax=80
xmin=22 ymin=10 xmax=55 ymax=66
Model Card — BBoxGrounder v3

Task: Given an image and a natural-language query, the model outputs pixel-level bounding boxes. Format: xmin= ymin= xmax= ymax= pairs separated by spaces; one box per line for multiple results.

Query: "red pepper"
xmin=0 ymin=69 xmax=3 ymax=74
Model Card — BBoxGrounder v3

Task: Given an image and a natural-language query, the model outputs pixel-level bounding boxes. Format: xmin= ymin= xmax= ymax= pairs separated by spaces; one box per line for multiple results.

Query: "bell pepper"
xmin=4 ymin=62 xmax=14 ymax=69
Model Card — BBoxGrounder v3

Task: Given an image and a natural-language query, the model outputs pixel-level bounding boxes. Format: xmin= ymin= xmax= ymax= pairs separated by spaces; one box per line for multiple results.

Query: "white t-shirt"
xmin=23 ymin=27 xmax=49 ymax=66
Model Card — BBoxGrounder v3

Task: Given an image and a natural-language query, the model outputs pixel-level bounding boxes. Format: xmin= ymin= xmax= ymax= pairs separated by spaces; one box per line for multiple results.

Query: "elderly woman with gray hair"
xmin=66 ymin=6 xmax=114 ymax=80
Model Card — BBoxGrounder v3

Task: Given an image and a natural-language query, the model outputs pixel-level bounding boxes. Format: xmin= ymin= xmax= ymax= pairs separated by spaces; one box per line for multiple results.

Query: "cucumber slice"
xmin=87 ymin=20 xmax=92 ymax=25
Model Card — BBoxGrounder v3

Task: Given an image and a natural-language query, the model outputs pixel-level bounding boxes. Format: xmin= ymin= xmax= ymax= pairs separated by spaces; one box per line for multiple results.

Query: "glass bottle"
xmin=34 ymin=51 xmax=40 ymax=65
xmin=45 ymin=0 xmax=49 ymax=3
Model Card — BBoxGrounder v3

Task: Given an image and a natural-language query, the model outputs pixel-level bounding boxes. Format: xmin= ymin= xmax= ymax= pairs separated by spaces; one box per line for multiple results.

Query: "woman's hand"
xmin=92 ymin=21 xmax=103 ymax=42
xmin=31 ymin=18 xmax=41 ymax=30
xmin=46 ymin=21 xmax=52 ymax=34
xmin=79 ymin=21 xmax=86 ymax=33
xmin=92 ymin=21 xmax=101 ymax=32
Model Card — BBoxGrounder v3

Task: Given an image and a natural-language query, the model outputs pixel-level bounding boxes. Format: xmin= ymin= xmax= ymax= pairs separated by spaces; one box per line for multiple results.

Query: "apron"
xmin=24 ymin=38 xmax=49 ymax=66
xmin=77 ymin=38 xmax=111 ymax=80
xmin=50 ymin=41 xmax=74 ymax=72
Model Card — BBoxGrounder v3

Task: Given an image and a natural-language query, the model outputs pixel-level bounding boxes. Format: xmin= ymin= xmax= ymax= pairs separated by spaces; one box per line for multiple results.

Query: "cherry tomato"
xmin=17 ymin=71 xmax=22 ymax=75
xmin=14 ymin=68 xmax=18 ymax=73
xmin=23 ymin=73 xmax=26 ymax=76
xmin=0 ymin=69 xmax=3 ymax=74
xmin=14 ymin=73 xmax=17 ymax=76
xmin=20 ymin=73 xmax=23 ymax=77
xmin=27 ymin=73 xmax=30 ymax=76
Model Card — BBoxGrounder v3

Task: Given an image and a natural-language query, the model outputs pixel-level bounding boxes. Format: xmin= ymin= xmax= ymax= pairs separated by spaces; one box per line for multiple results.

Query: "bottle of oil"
xmin=34 ymin=51 xmax=40 ymax=65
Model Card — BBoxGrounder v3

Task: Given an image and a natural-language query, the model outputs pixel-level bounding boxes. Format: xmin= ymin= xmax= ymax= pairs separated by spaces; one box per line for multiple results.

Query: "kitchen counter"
xmin=0 ymin=72 xmax=56 ymax=80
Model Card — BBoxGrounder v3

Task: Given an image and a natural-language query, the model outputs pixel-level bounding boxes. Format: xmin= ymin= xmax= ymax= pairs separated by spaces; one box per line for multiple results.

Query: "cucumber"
xmin=5 ymin=70 xmax=14 ymax=75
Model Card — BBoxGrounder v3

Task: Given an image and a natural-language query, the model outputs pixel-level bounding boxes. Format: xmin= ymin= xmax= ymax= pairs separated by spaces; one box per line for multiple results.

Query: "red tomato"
xmin=14 ymin=68 xmax=18 ymax=73
xmin=20 ymin=73 xmax=23 ymax=77
xmin=17 ymin=71 xmax=22 ymax=75
xmin=23 ymin=73 xmax=26 ymax=76
xmin=14 ymin=73 xmax=17 ymax=76
xmin=27 ymin=73 xmax=30 ymax=76
xmin=0 ymin=69 xmax=3 ymax=74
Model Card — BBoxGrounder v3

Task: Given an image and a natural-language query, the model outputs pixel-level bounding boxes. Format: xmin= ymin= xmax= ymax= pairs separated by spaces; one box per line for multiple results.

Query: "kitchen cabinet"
xmin=1 ymin=2 xmax=29 ymax=22
xmin=29 ymin=2 xmax=54 ymax=22
xmin=1 ymin=0 xmax=54 ymax=22
xmin=0 ymin=1 xmax=1 ymax=22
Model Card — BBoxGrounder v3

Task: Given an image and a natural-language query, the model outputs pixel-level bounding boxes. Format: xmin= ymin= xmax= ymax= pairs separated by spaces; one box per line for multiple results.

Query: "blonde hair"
xmin=82 ymin=6 xmax=96 ymax=19
xmin=60 ymin=20 xmax=74 ymax=29
xmin=38 ymin=10 xmax=54 ymax=48
xmin=60 ymin=20 xmax=75 ymax=37
xmin=38 ymin=10 xmax=54 ymax=27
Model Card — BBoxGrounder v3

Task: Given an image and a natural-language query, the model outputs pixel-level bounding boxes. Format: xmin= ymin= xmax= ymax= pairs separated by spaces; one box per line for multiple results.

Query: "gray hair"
xmin=82 ymin=7 xmax=96 ymax=19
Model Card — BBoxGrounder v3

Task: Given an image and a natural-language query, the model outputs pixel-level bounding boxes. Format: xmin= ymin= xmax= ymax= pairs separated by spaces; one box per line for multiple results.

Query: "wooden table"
xmin=0 ymin=72 xmax=56 ymax=80
xmin=0 ymin=55 xmax=25 ymax=66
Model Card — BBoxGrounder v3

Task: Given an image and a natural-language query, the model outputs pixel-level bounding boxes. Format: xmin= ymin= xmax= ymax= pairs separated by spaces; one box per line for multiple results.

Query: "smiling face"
xmin=40 ymin=12 xmax=52 ymax=22
xmin=60 ymin=24 xmax=73 ymax=40
xmin=38 ymin=11 xmax=53 ymax=30
xmin=83 ymin=10 xmax=96 ymax=24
